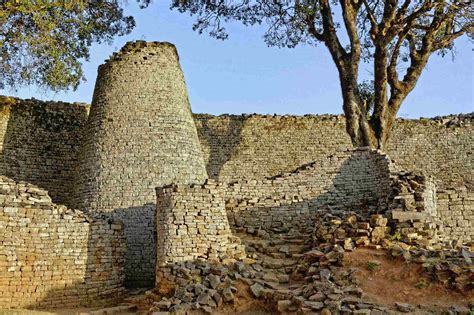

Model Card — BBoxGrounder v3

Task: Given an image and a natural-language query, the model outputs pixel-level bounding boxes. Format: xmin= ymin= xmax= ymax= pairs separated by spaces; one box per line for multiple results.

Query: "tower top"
xmin=101 ymin=41 xmax=179 ymax=67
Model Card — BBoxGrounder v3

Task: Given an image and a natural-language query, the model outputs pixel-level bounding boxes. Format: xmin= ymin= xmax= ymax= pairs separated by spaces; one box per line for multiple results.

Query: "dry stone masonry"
xmin=0 ymin=176 xmax=125 ymax=309
xmin=74 ymin=41 xmax=208 ymax=287
xmin=155 ymin=181 xmax=246 ymax=286
xmin=0 ymin=41 xmax=472 ymax=311
xmin=194 ymin=113 xmax=473 ymax=189
xmin=437 ymin=187 xmax=473 ymax=244
xmin=0 ymin=96 xmax=88 ymax=208
xmin=225 ymin=148 xmax=392 ymax=232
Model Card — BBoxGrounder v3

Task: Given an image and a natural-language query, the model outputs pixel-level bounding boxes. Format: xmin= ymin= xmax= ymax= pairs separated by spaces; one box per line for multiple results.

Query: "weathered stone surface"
xmin=0 ymin=42 xmax=472 ymax=299
xmin=155 ymin=181 xmax=245 ymax=285
xmin=250 ymin=283 xmax=265 ymax=298
xmin=0 ymin=176 xmax=125 ymax=309
xmin=73 ymin=41 xmax=209 ymax=287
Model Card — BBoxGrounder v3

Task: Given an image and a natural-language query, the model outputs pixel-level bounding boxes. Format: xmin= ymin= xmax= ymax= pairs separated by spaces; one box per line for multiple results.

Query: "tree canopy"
xmin=0 ymin=1 xmax=135 ymax=91
xmin=171 ymin=0 xmax=473 ymax=148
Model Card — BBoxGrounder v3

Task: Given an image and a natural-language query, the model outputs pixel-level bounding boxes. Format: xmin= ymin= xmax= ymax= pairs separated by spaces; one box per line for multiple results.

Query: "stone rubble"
xmin=144 ymin=201 xmax=473 ymax=314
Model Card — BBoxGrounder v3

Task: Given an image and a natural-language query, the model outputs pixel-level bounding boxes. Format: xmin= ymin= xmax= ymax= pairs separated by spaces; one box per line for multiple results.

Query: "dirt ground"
xmin=344 ymin=248 xmax=473 ymax=308
xmin=130 ymin=281 xmax=274 ymax=315
xmin=191 ymin=282 xmax=274 ymax=315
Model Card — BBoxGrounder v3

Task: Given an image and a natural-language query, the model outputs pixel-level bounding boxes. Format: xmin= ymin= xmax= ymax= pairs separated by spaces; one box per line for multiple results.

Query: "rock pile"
xmin=313 ymin=207 xmax=390 ymax=250
xmin=142 ymin=222 xmax=473 ymax=314
xmin=312 ymin=205 xmax=473 ymax=294
xmin=390 ymin=245 xmax=473 ymax=293
xmin=150 ymin=259 xmax=255 ymax=314
xmin=387 ymin=172 xmax=446 ymax=248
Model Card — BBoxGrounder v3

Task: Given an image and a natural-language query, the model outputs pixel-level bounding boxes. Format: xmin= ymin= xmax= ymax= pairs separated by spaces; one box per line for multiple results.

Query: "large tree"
xmin=170 ymin=0 xmax=472 ymax=149
xmin=0 ymin=1 xmax=135 ymax=91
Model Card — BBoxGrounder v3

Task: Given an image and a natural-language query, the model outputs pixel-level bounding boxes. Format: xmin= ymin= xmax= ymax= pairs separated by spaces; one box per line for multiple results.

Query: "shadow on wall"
xmin=226 ymin=150 xmax=392 ymax=233
xmin=108 ymin=204 xmax=157 ymax=288
xmin=0 ymin=176 xmax=125 ymax=310
xmin=0 ymin=102 xmax=86 ymax=208
xmin=196 ymin=116 xmax=246 ymax=179
xmin=23 ymin=222 xmax=126 ymax=310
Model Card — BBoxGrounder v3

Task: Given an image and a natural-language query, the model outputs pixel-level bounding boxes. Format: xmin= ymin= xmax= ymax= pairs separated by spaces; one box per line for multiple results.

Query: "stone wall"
xmin=225 ymin=148 xmax=392 ymax=232
xmin=0 ymin=176 xmax=125 ymax=309
xmin=156 ymin=181 xmax=244 ymax=265
xmin=74 ymin=41 xmax=208 ymax=287
xmin=0 ymin=96 xmax=88 ymax=207
xmin=0 ymin=97 xmax=472 ymax=289
xmin=194 ymin=114 xmax=473 ymax=189
xmin=1 ymin=97 xmax=470 ymax=194
xmin=437 ymin=187 xmax=473 ymax=243
xmin=155 ymin=181 xmax=245 ymax=286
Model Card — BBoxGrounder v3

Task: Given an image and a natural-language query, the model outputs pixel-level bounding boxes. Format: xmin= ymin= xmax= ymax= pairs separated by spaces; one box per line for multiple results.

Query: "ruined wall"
xmin=0 ymin=96 xmax=471 ymax=289
xmin=0 ymin=176 xmax=125 ymax=309
xmin=194 ymin=114 xmax=473 ymax=189
xmin=74 ymin=41 xmax=208 ymax=287
xmin=0 ymin=97 xmax=88 ymax=207
xmin=225 ymin=148 xmax=392 ymax=232
xmin=155 ymin=181 xmax=244 ymax=267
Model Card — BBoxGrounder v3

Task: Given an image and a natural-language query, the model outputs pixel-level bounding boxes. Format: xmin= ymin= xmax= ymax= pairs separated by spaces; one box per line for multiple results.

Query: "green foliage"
xmin=391 ymin=232 xmax=402 ymax=241
xmin=358 ymin=80 xmax=374 ymax=116
xmin=0 ymin=1 xmax=136 ymax=91
xmin=415 ymin=279 xmax=428 ymax=289
xmin=367 ymin=261 xmax=380 ymax=272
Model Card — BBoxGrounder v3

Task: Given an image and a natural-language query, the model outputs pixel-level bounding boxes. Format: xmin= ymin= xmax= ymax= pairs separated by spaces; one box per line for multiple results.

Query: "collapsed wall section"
xmin=0 ymin=97 xmax=88 ymax=207
xmin=225 ymin=148 xmax=392 ymax=232
xmin=0 ymin=176 xmax=125 ymax=309
xmin=74 ymin=41 xmax=208 ymax=287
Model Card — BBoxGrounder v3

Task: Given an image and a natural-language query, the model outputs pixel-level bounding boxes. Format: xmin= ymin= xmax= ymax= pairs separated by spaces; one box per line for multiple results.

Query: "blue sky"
xmin=2 ymin=2 xmax=473 ymax=117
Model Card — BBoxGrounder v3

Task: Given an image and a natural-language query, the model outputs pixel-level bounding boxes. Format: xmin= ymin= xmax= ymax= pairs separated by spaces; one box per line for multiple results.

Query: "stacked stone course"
xmin=155 ymin=181 xmax=246 ymax=286
xmin=0 ymin=176 xmax=125 ymax=309
xmin=194 ymin=113 xmax=473 ymax=190
xmin=225 ymin=148 xmax=392 ymax=232
xmin=0 ymin=97 xmax=88 ymax=208
xmin=0 ymin=41 xmax=472 ymax=293
xmin=437 ymin=187 xmax=474 ymax=243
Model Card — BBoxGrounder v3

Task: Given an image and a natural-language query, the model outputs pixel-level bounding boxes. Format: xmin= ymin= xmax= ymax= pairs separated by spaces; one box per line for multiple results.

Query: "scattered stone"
xmin=277 ymin=300 xmax=293 ymax=312
xmin=302 ymin=301 xmax=324 ymax=310
xmin=395 ymin=302 xmax=415 ymax=313
xmin=250 ymin=283 xmax=265 ymax=298
xmin=222 ymin=288 xmax=234 ymax=302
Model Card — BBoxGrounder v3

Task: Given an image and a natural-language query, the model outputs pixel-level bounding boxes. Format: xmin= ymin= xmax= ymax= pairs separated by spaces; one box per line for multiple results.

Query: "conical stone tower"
xmin=75 ymin=41 xmax=208 ymax=287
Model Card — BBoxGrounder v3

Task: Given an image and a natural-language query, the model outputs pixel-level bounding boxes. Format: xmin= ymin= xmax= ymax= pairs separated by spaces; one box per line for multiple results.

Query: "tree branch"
xmin=432 ymin=28 xmax=469 ymax=50
xmin=361 ymin=0 xmax=378 ymax=33
xmin=341 ymin=0 xmax=361 ymax=60
xmin=319 ymin=0 xmax=349 ymax=66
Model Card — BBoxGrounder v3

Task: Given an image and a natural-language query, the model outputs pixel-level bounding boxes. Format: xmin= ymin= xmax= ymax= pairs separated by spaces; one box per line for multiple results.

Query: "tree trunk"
xmin=338 ymin=72 xmax=377 ymax=148
xmin=342 ymin=95 xmax=375 ymax=148
xmin=369 ymin=104 xmax=398 ymax=150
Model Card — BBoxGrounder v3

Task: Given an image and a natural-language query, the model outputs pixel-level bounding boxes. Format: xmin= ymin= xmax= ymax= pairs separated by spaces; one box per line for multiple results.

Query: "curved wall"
xmin=0 ymin=97 xmax=88 ymax=207
xmin=74 ymin=41 xmax=208 ymax=287
xmin=0 ymin=176 xmax=125 ymax=309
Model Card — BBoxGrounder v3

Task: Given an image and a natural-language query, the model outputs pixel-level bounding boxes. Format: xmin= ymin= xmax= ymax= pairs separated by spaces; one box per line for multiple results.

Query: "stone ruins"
xmin=0 ymin=41 xmax=472 ymax=312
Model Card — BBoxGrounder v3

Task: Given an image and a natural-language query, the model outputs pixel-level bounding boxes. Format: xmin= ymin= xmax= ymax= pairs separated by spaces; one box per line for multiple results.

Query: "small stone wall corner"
xmin=155 ymin=180 xmax=245 ymax=286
